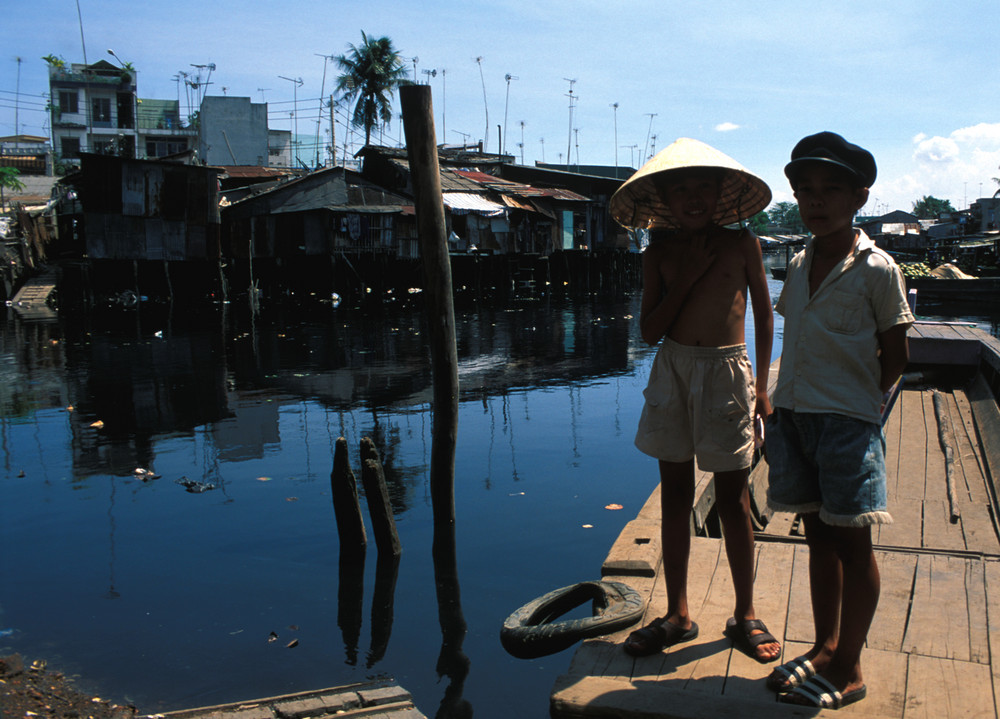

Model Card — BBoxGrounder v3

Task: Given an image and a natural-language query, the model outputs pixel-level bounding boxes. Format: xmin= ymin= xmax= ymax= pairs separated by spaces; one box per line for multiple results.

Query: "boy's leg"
xmin=623 ymin=459 xmax=698 ymax=655
xmin=660 ymin=459 xmax=696 ymax=628
xmin=715 ymin=469 xmax=780 ymax=661
xmin=788 ymin=513 xmax=874 ymax=700
xmin=783 ymin=516 xmax=876 ymax=705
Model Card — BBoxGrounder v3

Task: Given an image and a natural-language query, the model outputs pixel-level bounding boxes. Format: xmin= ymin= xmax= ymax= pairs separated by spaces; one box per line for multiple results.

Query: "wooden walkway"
xmin=552 ymin=327 xmax=1000 ymax=718
xmin=138 ymin=681 xmax=426 ymax=719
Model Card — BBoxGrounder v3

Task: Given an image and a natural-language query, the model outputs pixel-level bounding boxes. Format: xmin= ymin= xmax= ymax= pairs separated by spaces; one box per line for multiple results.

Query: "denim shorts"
xmin=765 ymin=408 xmax=892 ymax=527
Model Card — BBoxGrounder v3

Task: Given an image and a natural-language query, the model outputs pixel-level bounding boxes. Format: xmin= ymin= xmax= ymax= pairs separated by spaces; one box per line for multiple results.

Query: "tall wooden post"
xmin=400 ymin=84 xmax=460 ymax=528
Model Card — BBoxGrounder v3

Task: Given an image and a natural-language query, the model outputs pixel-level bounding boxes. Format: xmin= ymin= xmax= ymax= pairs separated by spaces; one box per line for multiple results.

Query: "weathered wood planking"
xmin=986 ymin=559 xmax=1000 ymax=719
xmin=868 ymin=550 xmax=918 ymax=652
xmin=902 ymin=553 xmax=987 ymax=663
xmin=904 ymin=654 xmax=995 ymax=718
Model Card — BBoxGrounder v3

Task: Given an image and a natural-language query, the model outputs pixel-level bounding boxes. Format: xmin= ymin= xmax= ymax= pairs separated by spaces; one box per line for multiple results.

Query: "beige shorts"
xmin=635 ymin=337 xmax=755 ymax=472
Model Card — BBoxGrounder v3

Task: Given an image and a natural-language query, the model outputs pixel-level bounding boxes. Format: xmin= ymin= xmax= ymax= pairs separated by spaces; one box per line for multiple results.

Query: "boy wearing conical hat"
xmin=766 ymin=132 xmax=913 ymax=710
xmin=609 ymin=138 xmax=780 ymax=663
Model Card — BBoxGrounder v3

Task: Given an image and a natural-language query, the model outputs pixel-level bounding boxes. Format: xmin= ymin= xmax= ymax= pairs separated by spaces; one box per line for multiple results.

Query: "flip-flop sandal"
xmin=623 ymin=619 xmax=699 ymax=657
xmin=779 ymin=675 xmax=868 ymax=709
xmin=766 ymin=655 xmax=817 ymax=693
xmin=724 ymin=617 xmax=780 ymax=664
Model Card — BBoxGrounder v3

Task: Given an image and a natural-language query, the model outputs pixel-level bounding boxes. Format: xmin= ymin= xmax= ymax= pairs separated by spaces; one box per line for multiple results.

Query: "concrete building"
xmin=198 ymin=96 xmax=269 ymax=167
xmin=48 ymin=59 xmax=196 ymax=165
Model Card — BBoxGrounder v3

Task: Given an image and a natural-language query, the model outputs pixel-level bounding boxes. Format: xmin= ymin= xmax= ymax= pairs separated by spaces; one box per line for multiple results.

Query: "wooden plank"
xmin=903 ymin=554 xmax=974 ymax=662
xmin=904 ymin=654 xmax=995 ymax=719
xmin=877 ymin=496 xmax=923 ymax=549
xmin=761 ymin=511 xmax=797 ymax=537
xmin=550 ymin=672 xmax=901 ymax=719
xmin=146 ymin=681 xmax=426 ymax=719
xmin=653 ymin=537 xmax=729 ymax=687
xmin=784 ymin=544 xmax=814 ymax=645
xmin=967 ymin=373 xmax=1000 ymax=516
xmin=922 ymin=499 xmax=969 ymax=552
xmin=966 ymin=559 xmax=990 ymax=665
xmin=883 ymin=383 xmax=903 ymax=496
xmin=867 ymin=550 xmax=917 ymax=652
xmin=722 ymin=541 xmax=795 ymax=703
xmin=602 ymin=519 xmax=661 ymax=577
xmin=950 ymin=389 xmax=990 ymax=504
xmin=856 ymin=645 xmax=909 ymax=718
xmin=569 ymin=572 xmax=659 ymax=680
xmin=637 ymin=481 xmax=661 ymax=521
xmin=691 ymin=469 xmax=716 ymax=535
xmin=986 ymin=560 xmax=1000 ymax=718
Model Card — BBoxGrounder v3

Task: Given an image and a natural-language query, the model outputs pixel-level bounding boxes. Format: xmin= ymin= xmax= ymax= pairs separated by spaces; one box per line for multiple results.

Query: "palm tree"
xmin=334 ymin=32 xmax=408 ymax=147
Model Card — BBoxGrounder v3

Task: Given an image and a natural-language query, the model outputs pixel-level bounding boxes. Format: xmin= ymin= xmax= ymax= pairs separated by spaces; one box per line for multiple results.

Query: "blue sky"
xmin=3 ymin=0 xmax=998 ymax=214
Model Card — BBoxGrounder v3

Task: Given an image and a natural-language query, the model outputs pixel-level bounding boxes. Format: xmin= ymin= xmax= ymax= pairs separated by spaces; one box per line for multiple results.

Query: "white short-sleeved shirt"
xmin=773 ymin=229 xmax=914 ymax=424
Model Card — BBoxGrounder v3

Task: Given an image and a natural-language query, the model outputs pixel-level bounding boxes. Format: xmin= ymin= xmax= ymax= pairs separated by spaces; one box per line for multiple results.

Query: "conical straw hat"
xmin=609 ymin=138 xmax=771 ymax=230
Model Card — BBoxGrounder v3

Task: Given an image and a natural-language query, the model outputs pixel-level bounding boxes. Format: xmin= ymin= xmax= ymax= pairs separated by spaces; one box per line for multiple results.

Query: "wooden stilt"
xmin=331 ymin=436 xmax=367 ymax=554
xmin=360 ymin=437 xmax=402 ymax=557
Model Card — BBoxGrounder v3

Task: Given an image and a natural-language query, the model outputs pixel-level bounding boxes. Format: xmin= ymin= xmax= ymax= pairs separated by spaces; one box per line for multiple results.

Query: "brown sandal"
xmin=623 ymin=619 xmax=699 ymax=656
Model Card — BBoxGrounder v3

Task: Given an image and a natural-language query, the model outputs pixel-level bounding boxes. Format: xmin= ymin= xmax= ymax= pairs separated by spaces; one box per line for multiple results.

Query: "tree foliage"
xmin=912 ymin=195 xmax=956 ymax=219
xmin=748 ymin=211 xmax=768 ymax=234
xmin=335 ymin=32 xmax=409 ymax=147
xmin=767 ymin=201 xmax=804 ymax=234
xmin=0 ymin=167 xmax=26 ymax=213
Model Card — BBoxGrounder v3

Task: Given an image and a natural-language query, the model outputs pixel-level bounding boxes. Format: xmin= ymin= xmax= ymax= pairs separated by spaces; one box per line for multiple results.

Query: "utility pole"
xmin=502 ymin=73 xmax=518 ymax=156
xmin=643 ymin=113 xmax=657 ymax=163
xmin=475 ymin=57 xmax=488 ymax=151
xmin=563 ymin=78 xmax=576 ymax=168
xmin=440 ymin=68 xmax=446 ymax=144
xmin=14 ymin=57 xmax=21 ymax=144
xmin=611 ymin=102 xmax=619 ymax=178
xmin=315 ymin=53 xmax=336 ymax=167
xmin=278 ymin=75 xmax=303 ymax=166
xmin=329 ymin=94 xmax=336 ymax=167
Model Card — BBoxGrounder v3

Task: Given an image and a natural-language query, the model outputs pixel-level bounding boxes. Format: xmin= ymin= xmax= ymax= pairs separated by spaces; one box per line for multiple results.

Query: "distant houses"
xmin=24 ymin=143 xmax=640 ymax=306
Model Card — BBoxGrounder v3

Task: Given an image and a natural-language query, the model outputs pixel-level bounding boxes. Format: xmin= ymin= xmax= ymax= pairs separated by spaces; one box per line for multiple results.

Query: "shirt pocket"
xmin=820 ymin=288 xmax=864 ymax=334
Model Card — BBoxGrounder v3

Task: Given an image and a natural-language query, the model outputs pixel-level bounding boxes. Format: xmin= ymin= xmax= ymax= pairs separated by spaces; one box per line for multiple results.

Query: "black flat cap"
xmin=784 ymin=131 xmax=877 ymax=188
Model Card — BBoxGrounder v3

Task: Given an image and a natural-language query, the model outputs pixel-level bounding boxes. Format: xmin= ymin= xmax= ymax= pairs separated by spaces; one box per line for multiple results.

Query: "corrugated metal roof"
xmin=442 ymin=193 xmax=506 ymax=216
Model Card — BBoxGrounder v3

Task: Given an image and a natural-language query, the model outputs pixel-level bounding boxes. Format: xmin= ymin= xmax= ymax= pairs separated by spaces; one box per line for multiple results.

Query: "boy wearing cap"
xmin=766 ymin=132 xmax=913 ymax=709
xmin=609 ymin=138 xmax=780 ymax=663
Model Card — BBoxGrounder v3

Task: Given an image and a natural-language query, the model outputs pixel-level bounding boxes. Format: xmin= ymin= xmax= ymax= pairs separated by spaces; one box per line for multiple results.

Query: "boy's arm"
xmin=638 ymin=236 xmax=713 ymax=346
xmin=744 ymin=230 xmax=774 ymax=419
xmin=877 ymin=323 xmax=910 ymax=392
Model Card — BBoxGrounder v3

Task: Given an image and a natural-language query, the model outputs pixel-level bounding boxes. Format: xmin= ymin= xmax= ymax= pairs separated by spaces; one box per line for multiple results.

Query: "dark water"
xmin=1 ymin=257 xmax=996 ymax=718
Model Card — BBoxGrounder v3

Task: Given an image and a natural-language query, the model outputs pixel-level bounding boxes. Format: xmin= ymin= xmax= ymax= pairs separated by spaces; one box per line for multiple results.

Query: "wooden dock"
xmin=10 ymin=268 xmax=59 ymax=321
xmin=138 ymin=680 xmax=426 ymax=719
xmin=552 ymin=322 xmax=1000 ymax=718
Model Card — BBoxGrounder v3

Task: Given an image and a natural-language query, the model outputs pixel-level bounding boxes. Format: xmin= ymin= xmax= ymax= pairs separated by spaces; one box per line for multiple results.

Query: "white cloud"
xmin=913 ymin=136 xmax=960 ymax=164
xmin=715 ymin=122 xmax=741 ymax=133
xmin=889 ymin=122 xmax=1000 ymax=210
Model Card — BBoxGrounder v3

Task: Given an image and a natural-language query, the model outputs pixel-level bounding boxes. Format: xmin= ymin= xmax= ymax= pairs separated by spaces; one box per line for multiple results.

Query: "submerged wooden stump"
xmin=331 ymin=437 xmax=367 ymax=555
xmin=361 ymin=437 xmax=402 ymax=557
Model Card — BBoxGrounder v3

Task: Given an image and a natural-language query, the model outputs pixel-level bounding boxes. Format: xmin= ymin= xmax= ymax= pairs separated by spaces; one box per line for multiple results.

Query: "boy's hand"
xmin=754 ymin=392 xmax=772 ymax=453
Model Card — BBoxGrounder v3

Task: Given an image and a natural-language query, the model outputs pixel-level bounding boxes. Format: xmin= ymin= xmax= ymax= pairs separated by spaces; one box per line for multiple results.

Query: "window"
xmin=61 ymin=137 xmax=81 ymax=158
xmin=59 ymin=91 xmax=79 ymax=114
xmin=92 ymin=97 xmax=112 ymax=125
xmin=146 ymin=139 xmax=190 ymax=158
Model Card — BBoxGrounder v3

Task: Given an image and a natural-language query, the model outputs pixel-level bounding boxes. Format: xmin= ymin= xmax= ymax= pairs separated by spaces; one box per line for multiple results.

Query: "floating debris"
xmin=176 ymin=477 xmax=217 ymax=493
xmin=605 ymin=503 xmax=624 ymax=511
xmin=133 ymin=468 xmax=161 ymax=480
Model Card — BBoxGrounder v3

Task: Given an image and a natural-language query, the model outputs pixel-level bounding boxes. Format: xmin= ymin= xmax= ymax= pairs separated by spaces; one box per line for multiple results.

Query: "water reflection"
xmin=1 ymin=282 xmax=894 ymax=717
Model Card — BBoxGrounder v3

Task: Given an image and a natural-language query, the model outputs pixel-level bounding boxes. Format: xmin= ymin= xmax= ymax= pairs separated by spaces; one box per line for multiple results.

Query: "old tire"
xmin=500 ymin=580 xmax=644 ymax=659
